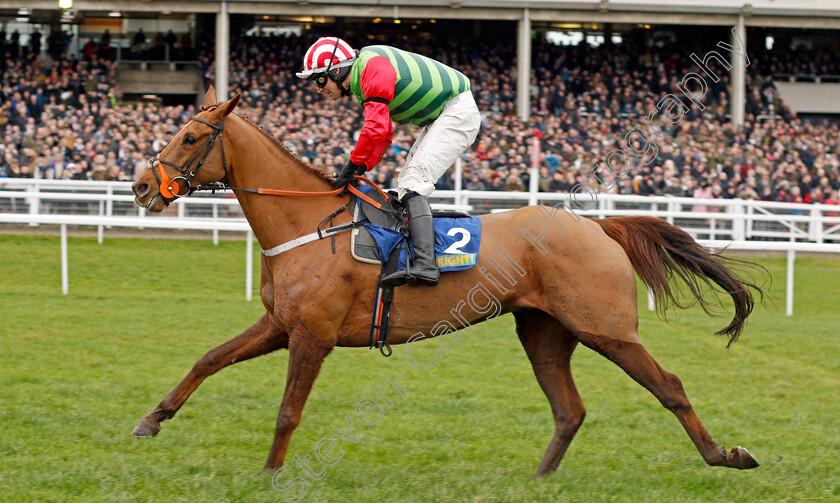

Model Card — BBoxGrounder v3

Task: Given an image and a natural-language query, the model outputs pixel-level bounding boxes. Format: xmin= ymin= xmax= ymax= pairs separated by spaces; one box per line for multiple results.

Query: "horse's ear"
xmin=217 ymin=93 xmax=240 ymax=117
xmin=204 ymin=86 xmax=218 ymax=108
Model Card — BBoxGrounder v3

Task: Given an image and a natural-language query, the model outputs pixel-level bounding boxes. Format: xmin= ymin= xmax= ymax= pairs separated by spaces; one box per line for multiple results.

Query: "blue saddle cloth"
xmin=364 ymin=216 xmax=481 ymax=273
xmin=353 ymin=185 xmax=481 ymax=272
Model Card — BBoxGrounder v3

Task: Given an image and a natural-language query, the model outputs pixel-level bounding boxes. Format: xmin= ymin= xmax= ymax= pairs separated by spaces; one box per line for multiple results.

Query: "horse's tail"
xmin=596 ymin=216 xmax=765 ymax=347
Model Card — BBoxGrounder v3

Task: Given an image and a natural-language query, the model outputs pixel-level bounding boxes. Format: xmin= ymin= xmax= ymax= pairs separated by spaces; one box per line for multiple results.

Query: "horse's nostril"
xmin=133 ymin=183 xmax=150 ymax=197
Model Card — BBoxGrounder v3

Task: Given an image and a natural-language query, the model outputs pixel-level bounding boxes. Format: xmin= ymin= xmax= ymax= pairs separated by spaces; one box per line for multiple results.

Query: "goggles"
xmin=309 ymin=72 xmax=330 ymax=89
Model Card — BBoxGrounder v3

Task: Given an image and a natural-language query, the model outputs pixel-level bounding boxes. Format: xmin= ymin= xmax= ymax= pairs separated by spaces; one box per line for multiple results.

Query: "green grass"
xmin=1 ymin=234 xmax=838 ymax=502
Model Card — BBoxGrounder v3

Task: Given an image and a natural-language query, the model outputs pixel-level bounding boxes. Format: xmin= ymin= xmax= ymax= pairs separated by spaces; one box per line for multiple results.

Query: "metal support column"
xmin=215 ymin=1 xmax=230 ymax=101
xmin=730 ymin=14 xmax=746 ymax=127
xmin=516 ymin=8 xmax=531 ymax=122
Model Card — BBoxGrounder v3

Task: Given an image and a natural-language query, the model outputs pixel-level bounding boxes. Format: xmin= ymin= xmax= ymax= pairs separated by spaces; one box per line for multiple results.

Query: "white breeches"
xmin=397 ymin=90 xmax=481 ymax=199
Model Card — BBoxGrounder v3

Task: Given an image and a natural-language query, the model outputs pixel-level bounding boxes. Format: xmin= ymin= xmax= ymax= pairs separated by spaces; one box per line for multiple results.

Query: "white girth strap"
xmin=261 ymin=232 xmax=321 ymax=257
xmin=260 ymin=225 xmax=351 ymax=257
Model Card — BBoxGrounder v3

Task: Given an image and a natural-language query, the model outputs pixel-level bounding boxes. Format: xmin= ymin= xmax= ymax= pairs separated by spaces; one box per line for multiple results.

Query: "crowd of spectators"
xmin=2 ymin=27 xmax=840 ymax=209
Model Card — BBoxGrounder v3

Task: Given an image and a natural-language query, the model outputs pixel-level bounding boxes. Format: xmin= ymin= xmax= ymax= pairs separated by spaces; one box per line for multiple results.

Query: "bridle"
xmin=149 ymin=111 xmax=227 ymax=204
xmin=147 ymin=109 xmax=388 ymax=209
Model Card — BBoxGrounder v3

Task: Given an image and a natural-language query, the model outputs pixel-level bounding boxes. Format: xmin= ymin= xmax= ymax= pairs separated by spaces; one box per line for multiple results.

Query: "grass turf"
xmin=0 ymin=233 xmax=838 ymax=502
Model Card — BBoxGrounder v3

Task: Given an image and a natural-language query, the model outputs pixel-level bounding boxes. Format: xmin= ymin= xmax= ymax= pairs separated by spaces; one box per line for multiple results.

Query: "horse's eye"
xmin=184 ymin=136 xmax=197 ymax=146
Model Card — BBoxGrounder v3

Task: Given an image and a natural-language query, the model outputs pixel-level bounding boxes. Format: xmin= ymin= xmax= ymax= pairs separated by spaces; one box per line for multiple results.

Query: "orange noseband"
xmin=153 ymin=162 xmax=182 ymax=199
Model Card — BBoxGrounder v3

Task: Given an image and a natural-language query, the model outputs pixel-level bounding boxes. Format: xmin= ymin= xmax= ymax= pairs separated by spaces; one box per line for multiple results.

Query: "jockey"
xmin=296 ymin=37 xmax=481 ymax=287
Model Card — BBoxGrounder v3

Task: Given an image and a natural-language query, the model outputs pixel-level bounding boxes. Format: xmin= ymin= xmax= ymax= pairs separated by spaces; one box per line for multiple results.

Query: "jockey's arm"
xmin=349 ymin=56 xmax=395 ymax=171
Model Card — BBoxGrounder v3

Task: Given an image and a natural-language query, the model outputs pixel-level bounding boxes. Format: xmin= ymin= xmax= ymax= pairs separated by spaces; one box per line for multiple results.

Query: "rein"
xmin=203 ymin=176 xmax=389 ymax=210
xmin=150 ymin=112 xmax=389 ymax=210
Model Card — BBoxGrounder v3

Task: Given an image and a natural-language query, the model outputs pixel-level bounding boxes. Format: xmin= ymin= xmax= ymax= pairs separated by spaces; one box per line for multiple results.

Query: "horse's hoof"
xmin=731 ymin=446 xmax=760 ymax=469
xmin=132 ymin=417 xmax=161 ymax=438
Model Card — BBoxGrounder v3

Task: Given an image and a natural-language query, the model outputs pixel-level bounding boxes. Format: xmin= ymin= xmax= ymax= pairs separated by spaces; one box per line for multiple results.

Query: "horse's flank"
xmin=218 ymin=110 xmax=642 ymax=348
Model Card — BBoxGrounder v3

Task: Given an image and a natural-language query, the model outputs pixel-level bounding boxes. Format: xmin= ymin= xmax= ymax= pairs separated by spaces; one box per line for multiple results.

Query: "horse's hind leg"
xmin=132 ymin=312 xmax=288 ymax=438
xmin=514 ymin=310 xmax=586 ymax=478
xmin=575 ymin=330 xmax=759 ymax=470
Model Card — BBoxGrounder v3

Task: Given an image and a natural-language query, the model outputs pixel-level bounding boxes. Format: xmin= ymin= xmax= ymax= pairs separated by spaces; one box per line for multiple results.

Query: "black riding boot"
xmin=381 ymin=193 xmax=440 ymax=287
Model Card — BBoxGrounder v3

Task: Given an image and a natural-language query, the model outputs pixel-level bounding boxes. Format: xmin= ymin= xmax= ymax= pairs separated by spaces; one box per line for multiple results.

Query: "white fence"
xmin=4 ymin=178 xmax=839 ymax=243
xmin=2 ymin=178 xmax=840 ymax=315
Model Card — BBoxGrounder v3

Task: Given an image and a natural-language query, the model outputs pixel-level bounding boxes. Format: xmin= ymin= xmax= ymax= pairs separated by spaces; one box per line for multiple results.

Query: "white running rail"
xmin=2 ymin=178 xmax=839 ymax=314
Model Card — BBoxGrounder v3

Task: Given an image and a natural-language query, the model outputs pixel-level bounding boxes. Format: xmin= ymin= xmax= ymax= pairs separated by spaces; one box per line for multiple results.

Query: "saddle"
xmin=349 ymin=186 xmax=478 ymax=268
xmin=347 ymin=186 xmax=481 ymax=357
xmin=349 ymin=188 xmax=403 ymax=264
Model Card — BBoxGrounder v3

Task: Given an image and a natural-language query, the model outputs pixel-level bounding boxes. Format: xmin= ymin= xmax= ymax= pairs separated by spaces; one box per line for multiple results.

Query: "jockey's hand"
xmin=333 ymin=160 xmax=367 ymax=190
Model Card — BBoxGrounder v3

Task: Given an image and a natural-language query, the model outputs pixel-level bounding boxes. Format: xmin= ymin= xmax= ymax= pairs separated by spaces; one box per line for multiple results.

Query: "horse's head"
xmin=132 ymin=86 xmax=240 ymax=213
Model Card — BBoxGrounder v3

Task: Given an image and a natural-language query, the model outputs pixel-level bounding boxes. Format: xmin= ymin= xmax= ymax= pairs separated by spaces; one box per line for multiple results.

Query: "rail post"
xmin=97 ymin=198 xmax=105 ymax=244
xmin=212 ymin=204 xmax=220 ymax=245
xmin=454 ymin=157 xmax=463 ymax=207
xmin=731 ymin=202 xmax=745 ymax=240
xmin=61 ymin=224 xmax=68 ymax=295
xmin=786 ymin=249 xmax=795 ymax=316
xmin=809 ymin=206 xmax=823 ymax=243
xmin=28 ymin=182 xmax=39 ymax=227
xmin=246 ymin=230 xmax=253 ymax=301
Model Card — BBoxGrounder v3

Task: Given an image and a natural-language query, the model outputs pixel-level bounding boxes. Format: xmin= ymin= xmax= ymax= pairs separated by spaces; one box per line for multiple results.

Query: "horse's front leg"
xmin=133 ymin=312 xmax=288 ymax=437
xmin=264 ymin=329 xmax=334 ymax=470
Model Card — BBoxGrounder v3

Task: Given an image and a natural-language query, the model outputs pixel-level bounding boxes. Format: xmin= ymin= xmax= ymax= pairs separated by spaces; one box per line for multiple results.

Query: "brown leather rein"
xmin=251 ymin=176 xmax=389 ymax=209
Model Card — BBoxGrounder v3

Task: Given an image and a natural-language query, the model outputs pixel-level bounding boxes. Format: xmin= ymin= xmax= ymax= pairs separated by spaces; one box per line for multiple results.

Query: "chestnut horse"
xmin=130 ymin=87 xmax=761 ymax=476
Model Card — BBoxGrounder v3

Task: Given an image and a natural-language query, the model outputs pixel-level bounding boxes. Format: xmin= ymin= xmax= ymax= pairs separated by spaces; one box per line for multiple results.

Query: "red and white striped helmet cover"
xmin=295 ymin=37 xmax=355 ymax=78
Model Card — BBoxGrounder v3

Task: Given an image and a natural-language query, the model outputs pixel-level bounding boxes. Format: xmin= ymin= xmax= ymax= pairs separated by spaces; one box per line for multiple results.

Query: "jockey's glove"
xmin=333 ymin=160 xmax=367 ymax=190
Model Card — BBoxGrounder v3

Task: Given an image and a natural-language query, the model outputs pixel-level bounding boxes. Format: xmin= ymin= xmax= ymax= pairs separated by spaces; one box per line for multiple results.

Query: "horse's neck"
xmin=227 ymin=119 xmax=341 ymax=250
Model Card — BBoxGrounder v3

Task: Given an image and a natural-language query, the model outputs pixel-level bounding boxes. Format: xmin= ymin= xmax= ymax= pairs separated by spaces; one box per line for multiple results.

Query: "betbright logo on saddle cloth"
xmin=429 ymin=216 xmax=481 ymax=271
xmin=364 ymin=216 xmax=481 ymax=272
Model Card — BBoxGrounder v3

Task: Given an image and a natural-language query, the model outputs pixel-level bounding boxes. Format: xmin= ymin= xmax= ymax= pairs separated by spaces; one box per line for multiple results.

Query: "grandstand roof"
xmin=1 ymin=0 xmax=839 ymax=28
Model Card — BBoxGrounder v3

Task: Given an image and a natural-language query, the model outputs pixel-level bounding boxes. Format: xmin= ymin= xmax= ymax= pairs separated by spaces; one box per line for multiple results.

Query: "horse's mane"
xmin=235 ymin=113 xmax=335 ymax=186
